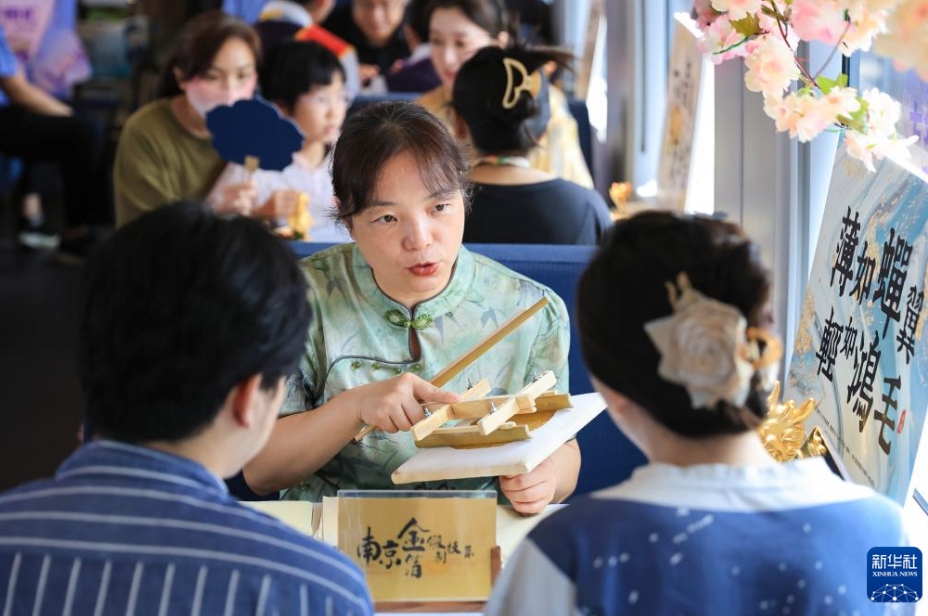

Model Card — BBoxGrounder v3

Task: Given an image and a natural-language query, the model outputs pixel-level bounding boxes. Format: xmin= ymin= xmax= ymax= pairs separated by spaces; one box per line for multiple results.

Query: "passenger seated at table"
xmin=0 ymin=203 xmax=373 ymax=615
xmin=485 ymin=211 xmax=911 ymax=616
xmin=386 ymin=0 xmax=441 ymax=93
xmin=243 ymin=101 xmax=580 ymax=515
xmin=207 ymin=41 xmax=352 ymax=242
xmin=322 ymin=0 xmax=410 ymax=87
xmin=418 ymin=0 xmax=593 ymax=187
xmin=452 ymin=45 xmax=611 ymax=245
xmin=113 ymin=11 xmax=261 ymax=226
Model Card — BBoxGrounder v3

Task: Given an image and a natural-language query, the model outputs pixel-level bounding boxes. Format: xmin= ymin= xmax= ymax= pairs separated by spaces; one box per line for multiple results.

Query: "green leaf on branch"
xmin=838 ymin=99 xmax=869 ymax=133
xmin=731 ymin=14 xmax=762 ymax=38
xmin=714 ymin=36 xmax=750 ymax=56
xmin=818 ymin=74 xmax=848 ymax=94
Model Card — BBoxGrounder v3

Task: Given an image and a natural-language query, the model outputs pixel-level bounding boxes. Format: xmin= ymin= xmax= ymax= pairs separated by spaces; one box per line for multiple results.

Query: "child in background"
xmin=208 ymin=40 xmax=351 ymax=242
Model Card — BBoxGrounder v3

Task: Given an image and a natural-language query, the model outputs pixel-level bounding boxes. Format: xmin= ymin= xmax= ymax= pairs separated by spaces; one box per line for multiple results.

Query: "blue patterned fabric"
xmin=487 ymin=459 xmax=914 ymax=616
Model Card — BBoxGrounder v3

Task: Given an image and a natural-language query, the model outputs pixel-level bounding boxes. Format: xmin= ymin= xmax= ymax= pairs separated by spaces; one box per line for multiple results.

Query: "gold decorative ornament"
xmin=758 ymin=381 xmax=820 ymax=463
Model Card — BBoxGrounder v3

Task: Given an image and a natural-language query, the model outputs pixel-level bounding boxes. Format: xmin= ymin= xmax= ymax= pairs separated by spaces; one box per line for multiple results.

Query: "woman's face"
xmin=352 ymin=0 xmax=406 ymax=48
xmin=288 ymin=74 xmax=349 ymax=148
xmin=429 ymin=7 xmax=499 ymax=92
xmin=180 ymin=37 xmax=257 ymax=119
xmin=348 ymin=151 xmax=465 ymax=309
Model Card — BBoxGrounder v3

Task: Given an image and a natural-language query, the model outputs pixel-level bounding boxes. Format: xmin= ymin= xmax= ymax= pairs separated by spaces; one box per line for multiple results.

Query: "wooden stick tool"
xmin=353 ymin=296 xmax=549 ymax=441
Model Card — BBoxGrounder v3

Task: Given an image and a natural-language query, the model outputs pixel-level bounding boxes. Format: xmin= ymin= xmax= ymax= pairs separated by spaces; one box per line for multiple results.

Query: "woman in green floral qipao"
xmin=244 ymin=102 xmax=580 ymax=514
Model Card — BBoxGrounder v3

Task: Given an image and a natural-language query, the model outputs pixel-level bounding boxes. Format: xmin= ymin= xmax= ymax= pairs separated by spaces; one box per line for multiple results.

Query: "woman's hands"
xmin=350 ymin=373 xmax=459 ymax=432
xmin=500 ymin=457 xmax=558 ymax=515
xmin=215 ymin=185 xmax=302 ymax=220
xmin=254 ymin=189 xmax=302 ymax=220
xmin=215 ymin=182 xmax=257 ymax=215
xmin=500 ymin=440 xmax=581 ymax=515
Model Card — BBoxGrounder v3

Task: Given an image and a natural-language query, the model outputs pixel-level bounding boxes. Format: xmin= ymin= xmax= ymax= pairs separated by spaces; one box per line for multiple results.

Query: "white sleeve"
xmin=484 ymin=540 xmax=580 ymax=616
xmin=205 ymin=163 xmax=247 ymax=209
xmin=206 ymin=164 xmax=290 ymax=212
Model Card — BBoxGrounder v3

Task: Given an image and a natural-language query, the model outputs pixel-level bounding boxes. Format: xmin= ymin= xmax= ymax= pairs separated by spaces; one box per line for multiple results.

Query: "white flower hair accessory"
xmin=644 ymin=272 xmax=777 ymax=409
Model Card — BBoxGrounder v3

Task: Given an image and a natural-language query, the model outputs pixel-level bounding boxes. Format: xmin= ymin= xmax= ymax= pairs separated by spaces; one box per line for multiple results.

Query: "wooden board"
xmin=415 ymin=423 xmax=532 ymax=449
xmin=391 ymin=392 xmax=607 ymax=484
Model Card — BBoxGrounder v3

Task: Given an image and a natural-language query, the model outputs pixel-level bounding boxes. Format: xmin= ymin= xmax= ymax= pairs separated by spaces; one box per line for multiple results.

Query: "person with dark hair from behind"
xmin=113 ymin=11 xmax=261 ymax=227
xmin=208 ymin=41 xmax=352 ymax=241
xmin=0 ymin=203 xmax=374 ymax=615
xmin=485 ymin=211 xmax=911 ymax=615
xmin=453 ymin=45 xmax=611 ymax=245
xmin=386 ymin=0 xmax=441 ymax=92
xmin=419 ymin=0 xmax=594 ymax=187
xmin=322 ymin=0 xmax=410 ymax=87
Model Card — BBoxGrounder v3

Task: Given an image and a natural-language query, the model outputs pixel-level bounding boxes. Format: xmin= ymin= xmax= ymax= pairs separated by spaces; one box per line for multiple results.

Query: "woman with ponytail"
xmin=452 ymin=45 xmax=611 ymax=245
xmin=417 ymin=0 xmax=594 ymax=187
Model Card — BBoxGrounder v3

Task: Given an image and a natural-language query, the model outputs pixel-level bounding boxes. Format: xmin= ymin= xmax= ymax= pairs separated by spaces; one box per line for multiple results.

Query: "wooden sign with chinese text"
xmin=337 ymin=492 xmax=496 ymax=601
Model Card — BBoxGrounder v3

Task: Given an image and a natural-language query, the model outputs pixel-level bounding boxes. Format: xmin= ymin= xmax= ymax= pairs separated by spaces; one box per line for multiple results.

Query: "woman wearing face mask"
xmin=206 ymin=41 xmax=353 ymax=242
xmin=113 ymin=12 xmax=260 ymax=227
xmin=418 ymin=0 xmax=594 ymax=188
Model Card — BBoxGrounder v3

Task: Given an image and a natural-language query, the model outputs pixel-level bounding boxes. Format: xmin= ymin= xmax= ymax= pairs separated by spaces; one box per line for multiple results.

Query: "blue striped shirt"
xmin=0 ymin=441 xmax=373 ymax=615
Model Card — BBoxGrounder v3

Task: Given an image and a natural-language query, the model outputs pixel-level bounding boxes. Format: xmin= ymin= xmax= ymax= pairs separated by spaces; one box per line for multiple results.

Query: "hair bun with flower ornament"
xmin=644 ymin=272 xmax=782 ymax=410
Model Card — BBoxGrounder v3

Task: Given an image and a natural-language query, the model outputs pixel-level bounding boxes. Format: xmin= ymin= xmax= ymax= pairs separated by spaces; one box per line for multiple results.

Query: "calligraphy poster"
xmin=657 ymin=13 xmax=712 ymax=213
xmin=786 ymin=142 xmax=928 ymax=504
xmin=338 ymin=491 xmax=496 ymax=601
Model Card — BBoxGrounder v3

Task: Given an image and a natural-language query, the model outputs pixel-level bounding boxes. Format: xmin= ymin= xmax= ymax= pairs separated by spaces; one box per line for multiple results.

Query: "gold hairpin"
xmin=502 ymin=58 xmax=542 ymax=110
xmin=745 ymin=327 xmax=783 ymax=370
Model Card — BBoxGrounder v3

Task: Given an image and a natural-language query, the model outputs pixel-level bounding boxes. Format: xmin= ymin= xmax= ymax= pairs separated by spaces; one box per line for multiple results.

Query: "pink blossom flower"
xmin=798 ymin=87 xmax=861 ymax=141
xmin=692 ymin=0 xmax=914 ymax=174
xmin=791 ymin=0 xmax=849 ymax=45
xmin=873 ymin=0 xmax=928 ymax=80
xmin=763 ymin=86 xmax=862 ymax=142
xmin=841 ymin=12 xmax=884 ymax=53
xmin=764 ymin=92 xmax=806 ymax=135
xmin=710 ymin=0 xmax=764 ymax=22
xmin=744 ymin=35 xmax=801 ymax=97
xmin=844 ymin=88 xmax=917 ymax=171
xmin=698 ymin=15 xmax=750 ymax=63
xmin=693 ymin=0 xmax=721 ymax=30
